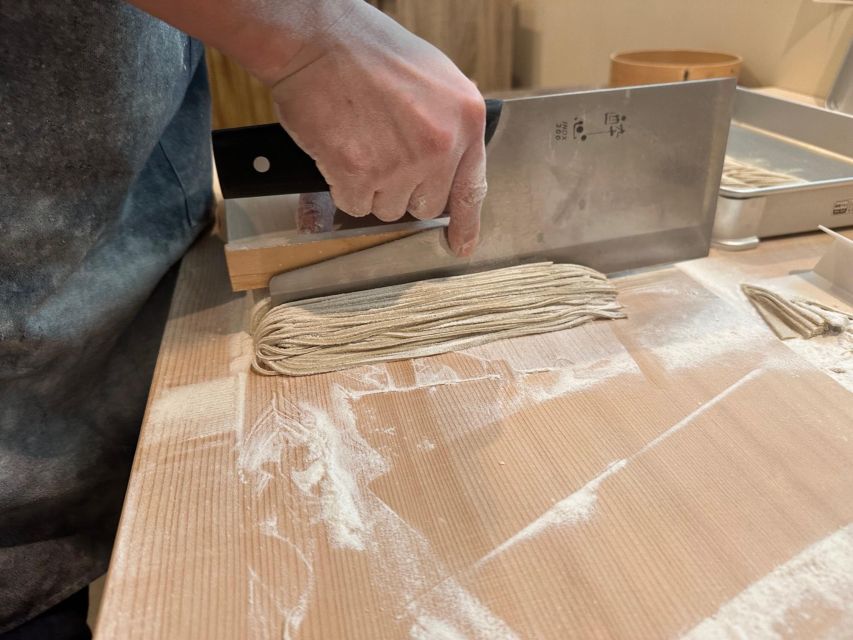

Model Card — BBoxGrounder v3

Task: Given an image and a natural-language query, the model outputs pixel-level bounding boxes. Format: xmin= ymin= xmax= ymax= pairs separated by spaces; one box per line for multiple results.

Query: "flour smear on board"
xmin=682 ymin=523 xmax=853 ymax=639
xmin=234 ymin=327 xmax=646 ymax=637
xmin=477 ymin=369 xmax=764 ymax=566
xmin=233 ymin=333 xmax=644 ymax=638
xmin=238 ymin=380 xmax=519 ymax=639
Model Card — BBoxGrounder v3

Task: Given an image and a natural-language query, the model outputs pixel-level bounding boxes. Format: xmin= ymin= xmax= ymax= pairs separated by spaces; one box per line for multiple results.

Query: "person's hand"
xmin=124 ymin=0 xmax=485 ymax=254
xmin=269 ymin=2 xmax=486 ymax=256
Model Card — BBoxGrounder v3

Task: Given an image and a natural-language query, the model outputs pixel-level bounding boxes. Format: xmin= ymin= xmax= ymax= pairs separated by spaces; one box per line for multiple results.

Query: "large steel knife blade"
xmin=213 ymin=78 xmax=736 ymax=303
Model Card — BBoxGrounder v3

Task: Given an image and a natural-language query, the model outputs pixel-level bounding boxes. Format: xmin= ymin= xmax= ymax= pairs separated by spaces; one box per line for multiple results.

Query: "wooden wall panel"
xmin=206 ymin=47 xmax=276 ymax=129
xmin=387 ymin=0 xmax=514 ymax=91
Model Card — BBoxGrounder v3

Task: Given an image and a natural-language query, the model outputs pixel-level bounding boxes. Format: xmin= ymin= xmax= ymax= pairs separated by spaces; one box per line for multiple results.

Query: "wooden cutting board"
xmin=95 ymin=231 xmax=853 ymax=639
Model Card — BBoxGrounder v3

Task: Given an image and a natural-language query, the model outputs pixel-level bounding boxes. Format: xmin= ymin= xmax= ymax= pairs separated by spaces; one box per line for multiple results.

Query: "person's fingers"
xmin=372 ymin=187 xmax=413 ymax=222
xmin=328 ymin=184 xmax=374 ymax=218
xmin=446 ymin=142 xmax=487 ymax=257
xmin=296 ymin=192 xmax=336 ymax=233
xmin=407 ymin=171 xmax=454 ymax=220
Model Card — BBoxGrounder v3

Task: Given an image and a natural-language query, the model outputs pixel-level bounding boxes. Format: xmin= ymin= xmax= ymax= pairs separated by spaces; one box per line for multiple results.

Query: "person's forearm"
xmin=131 ymin=0 xmax=488 ymax=254
xmin=126 ymin=0 xmax=355 ymax=84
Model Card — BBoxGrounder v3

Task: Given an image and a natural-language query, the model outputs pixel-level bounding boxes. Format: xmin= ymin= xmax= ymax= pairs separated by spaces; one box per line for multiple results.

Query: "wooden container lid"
xmin=610 ymin=49 xmax=742 ymax=87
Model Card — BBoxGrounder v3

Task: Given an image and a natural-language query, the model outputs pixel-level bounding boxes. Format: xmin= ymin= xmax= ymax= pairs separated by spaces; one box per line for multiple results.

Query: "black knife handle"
xmin=213 ymin=98 xmax=503 ymax=200
xmin=483 ymin=97 xmax=503 ymax=146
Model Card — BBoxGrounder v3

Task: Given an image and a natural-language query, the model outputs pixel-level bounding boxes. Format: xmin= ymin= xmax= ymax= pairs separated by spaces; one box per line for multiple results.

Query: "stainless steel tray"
xmin=712 ymin=88 xmax=853 ymax=250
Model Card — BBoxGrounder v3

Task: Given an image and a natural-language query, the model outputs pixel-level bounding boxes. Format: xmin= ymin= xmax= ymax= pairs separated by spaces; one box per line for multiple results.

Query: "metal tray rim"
xmin=719 ymin=175 xmax=853 ymax=199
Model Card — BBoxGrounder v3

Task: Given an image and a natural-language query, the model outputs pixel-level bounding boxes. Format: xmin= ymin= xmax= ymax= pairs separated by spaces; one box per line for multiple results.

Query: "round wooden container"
xmin=610 ymin=49 xmax=742 ymax=87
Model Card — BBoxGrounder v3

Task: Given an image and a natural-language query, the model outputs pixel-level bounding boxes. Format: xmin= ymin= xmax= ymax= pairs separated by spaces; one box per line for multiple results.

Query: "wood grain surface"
xmin=387 ymin=0 xmax=515 ymax=92
xmin=96 ymin=231 xmax=853 ymax=639
xmin=225 ymin=227 xmax=422 ymax=292
xmin=206 ymin=47 xmax=277 ymax=129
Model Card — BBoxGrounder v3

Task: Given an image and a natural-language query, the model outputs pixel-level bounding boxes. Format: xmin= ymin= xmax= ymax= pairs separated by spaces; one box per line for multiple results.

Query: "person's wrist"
xmin=235 ymin=0 xmax=364 ymax=86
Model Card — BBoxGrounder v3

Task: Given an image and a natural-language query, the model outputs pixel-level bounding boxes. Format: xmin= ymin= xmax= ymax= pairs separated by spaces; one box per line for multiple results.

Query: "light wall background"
xmin=513 ymin=0 xmax=853 ymax=97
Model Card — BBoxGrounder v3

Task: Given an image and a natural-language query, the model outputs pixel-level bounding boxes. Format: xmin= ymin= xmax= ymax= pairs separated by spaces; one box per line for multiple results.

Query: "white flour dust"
xmin=236 ymin=403 xmax=288 ymax=497
xmin=677 ymin=260 xmax=853 ymax=390
xmin=478 ymin=369 xmax=764 ymax=565
xmin=406 ymin=349 xmax=643 ymax=442
xmin=417 ymin=439 xmax=437 ymax=452
xmin=621 ymin=270 xmax=780 ymax=373
xmin=636 ymin=368 xmax=762 ymax=457
xmin=682 ymin=523 xmax=853 ymax=639
xmin=405 ymin=579 xmax=519 ymax=640
xmin=783 ymin=333 xmax=853 ymax=393
xmin=676 ymin=259 xmax=756 ymax=309
xmin=146 ymin=374 xmax=246 ymax=444
xmin=522 ymin=353 xmax=640 ymax=402
xmin=413 ymin=359 xmax=475 ymax=387
xmin=477 ymin=459 xmax=627 ymax=567
xmin=256 ymin=515 xmax=316 ymax=640
xmin=320 ymin=350 xmax=642 ymax=457
xmin=635 ymin=302 xmax=766 ymax=372
xmin=409 ymin=615 xmax=466 ymax=640
xmin=239 ymin=380 xmax=519 ymax=638
xmin=348 ymin=373 xmax=505 ymax=401
xmin=229 ymin=331 xmax=254 ymax=375
xmin=332 ymin=384 xmax=520 ymax=639
xmin=235 ymin=326 xmax=645 ymax=637
xmin=239 ymin=395 xmax=386 ymax=550
xmin=248 ymin=566 xmax=311 ymax=640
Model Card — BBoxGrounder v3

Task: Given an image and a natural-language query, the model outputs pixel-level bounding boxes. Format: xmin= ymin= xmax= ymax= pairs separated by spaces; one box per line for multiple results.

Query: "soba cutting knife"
xmin=213 ymin=78 xmax=736 ymax=303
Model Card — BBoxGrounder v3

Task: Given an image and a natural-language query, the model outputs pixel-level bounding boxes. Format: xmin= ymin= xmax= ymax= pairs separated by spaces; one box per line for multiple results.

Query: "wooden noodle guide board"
xmin=96 ymin=231 xmax=853 ymax=639
xmin=223 ymin=194 xmax=447 ymax=291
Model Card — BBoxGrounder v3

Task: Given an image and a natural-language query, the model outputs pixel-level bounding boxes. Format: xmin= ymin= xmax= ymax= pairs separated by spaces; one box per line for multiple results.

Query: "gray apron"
xmin=0 ymin=1 xmax=212 ymax=630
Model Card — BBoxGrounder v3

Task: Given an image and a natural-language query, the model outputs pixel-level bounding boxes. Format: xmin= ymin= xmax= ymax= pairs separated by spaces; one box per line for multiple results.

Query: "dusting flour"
xmin=409 ymin=615 xmax=467 ymax=640
xmin=630 ymin=296 xmax=768 ymax=372
xmin=523 ymin=352 xmax=640 ymax=402
xmin=229 ymin=331 xmax=254 ymax=375
xmin=682 ymin=523 xmax=853 ymax=639
xmin=413 ymin=359 xmax=474 ymax=387
xmin=407 ymin=350 xmax=644 ymax=442
xmin=783 ymin=333 xmax=853 ymax=393
xmin=406 ymin=580 xmax=519 ymax=640
xmin=239 ymin=381 xmax=519 ymax=638
xmin=147 ymin=375 xmax=245 ymax=443
xmin=477 ymin=459 xmax=627 ymax=567
xmin=677 ymin=260 xmax=853 ymax=390
xmin=417 ymin=439 xmax=437 ymax=452
xmin=239 ymin=395 xmax=386 ymax=550
xmin=478 ymin=369 xmax=764 ymax=565
xmin=256 ymin=515 xmax=316 ymax=640
xmin=238 ymin=328 xmax=760 ymax=635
